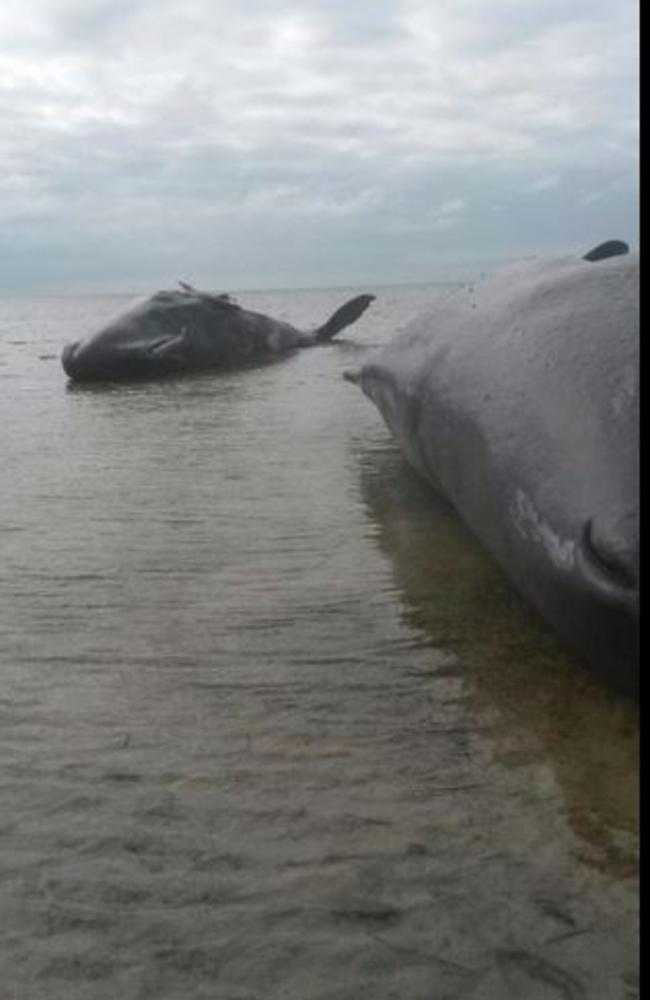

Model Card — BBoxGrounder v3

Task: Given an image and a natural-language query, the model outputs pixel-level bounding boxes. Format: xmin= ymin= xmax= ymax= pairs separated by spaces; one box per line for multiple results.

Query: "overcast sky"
xmin=0 ymin=0 xmax=639 ymax=292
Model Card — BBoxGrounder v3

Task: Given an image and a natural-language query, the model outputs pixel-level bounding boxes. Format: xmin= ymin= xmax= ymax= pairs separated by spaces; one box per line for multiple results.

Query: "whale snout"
xmin=61 ymin=339 xmax=115 ymax=381
xmin=61 ymin=337 xmax=143 ymax=381
xmin=61 ymin=340 xmax=80 ymax=377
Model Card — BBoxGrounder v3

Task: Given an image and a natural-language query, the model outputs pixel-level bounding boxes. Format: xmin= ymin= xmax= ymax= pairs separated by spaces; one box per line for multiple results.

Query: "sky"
xmin=0 ymin=0 xmax=639 ymax=292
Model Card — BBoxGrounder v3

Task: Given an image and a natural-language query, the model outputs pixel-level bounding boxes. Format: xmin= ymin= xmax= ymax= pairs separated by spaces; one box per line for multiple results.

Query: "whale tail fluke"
xmin=314 ymin=294 xmax=375 ymax=342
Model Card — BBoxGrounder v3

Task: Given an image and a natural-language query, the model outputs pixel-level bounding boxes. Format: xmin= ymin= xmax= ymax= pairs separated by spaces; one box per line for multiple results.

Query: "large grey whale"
xmin=62 ymin=285 xmax=375 ymax=382
xmin=345 ymin=242 xmax=639 ymax=697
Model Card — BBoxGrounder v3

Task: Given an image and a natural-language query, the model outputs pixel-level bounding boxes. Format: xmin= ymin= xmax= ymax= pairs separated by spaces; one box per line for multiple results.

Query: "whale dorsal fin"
xmin=178 ymin=281 xmax=240 ymax=310
xmin=583 ymin=240 xmax=629 ymax=262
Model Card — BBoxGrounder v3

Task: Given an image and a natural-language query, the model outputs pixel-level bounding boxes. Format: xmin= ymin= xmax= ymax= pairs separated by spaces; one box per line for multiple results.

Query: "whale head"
xmin=61 ymin=287 xmax=239 ymax=381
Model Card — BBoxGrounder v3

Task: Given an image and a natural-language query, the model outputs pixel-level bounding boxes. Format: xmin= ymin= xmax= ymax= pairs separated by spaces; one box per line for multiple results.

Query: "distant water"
xmin=0 ymin=286 xmax=638 ymax=999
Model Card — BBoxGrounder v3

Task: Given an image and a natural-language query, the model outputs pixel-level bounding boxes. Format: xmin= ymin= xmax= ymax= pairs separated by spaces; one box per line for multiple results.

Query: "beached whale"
xmin=345 ymin=242 xmax=639 ymax=697
xmin=61 ymin=285 xmax=375 ymax=381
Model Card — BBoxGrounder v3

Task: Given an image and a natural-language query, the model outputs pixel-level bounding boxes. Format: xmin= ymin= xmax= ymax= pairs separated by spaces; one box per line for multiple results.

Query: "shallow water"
xmin=0 ymin=287 xmax=638 ymax=999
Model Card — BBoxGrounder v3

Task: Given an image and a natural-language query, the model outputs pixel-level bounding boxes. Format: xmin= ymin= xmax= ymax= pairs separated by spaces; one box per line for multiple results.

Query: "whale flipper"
xmin=147 ymin=331 xmax=190 ymax=361
xmin=583 ymin=240 xmax=629 ymax=262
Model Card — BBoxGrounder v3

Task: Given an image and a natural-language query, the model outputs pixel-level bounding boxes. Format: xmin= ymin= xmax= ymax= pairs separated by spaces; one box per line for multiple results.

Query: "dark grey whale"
xmin=61 ymin=285 xmax=375 ymax=382
xmin=345 ymin=243 xmax=639 ymax=697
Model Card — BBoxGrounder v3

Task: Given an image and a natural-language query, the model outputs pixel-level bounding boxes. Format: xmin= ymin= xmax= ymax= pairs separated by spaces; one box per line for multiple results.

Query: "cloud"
xmin=523 ymin=175 xmax=561 ymax=194
xmin=427 ymin=198 xmax=468 ymax=231
xmin=576 ymin=191 xmax=604 ymax=209
xmin=0 ymin=0 xmax=639 ymax=290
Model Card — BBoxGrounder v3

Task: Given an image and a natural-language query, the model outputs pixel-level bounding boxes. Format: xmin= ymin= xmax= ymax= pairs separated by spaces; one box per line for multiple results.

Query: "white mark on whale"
xmin=511 ymin=488 xmax=576 ymax=570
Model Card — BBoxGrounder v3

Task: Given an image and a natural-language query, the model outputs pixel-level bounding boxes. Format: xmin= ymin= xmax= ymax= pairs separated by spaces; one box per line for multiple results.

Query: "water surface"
xmin=0 ymin=287 xmax=638 ymax=999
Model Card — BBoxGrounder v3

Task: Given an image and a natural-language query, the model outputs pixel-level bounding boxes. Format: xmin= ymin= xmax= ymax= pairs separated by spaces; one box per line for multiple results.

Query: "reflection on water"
xmin=357 ymin=442 xmax=639 ymax=877
xmin=0 ymin=286 xmax=639 ymax=999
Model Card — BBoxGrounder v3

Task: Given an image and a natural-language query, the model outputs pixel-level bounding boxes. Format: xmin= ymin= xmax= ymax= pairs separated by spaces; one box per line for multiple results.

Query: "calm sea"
xmin=0 ymin=286 xmax=638 ymax=999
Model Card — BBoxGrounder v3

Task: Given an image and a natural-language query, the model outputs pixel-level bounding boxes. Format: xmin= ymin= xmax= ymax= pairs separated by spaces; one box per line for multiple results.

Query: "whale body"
xmin=62 ymin=286 xmax=375 ymax=382
xmin=346 ymin=243 xmax=639 ymax=697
